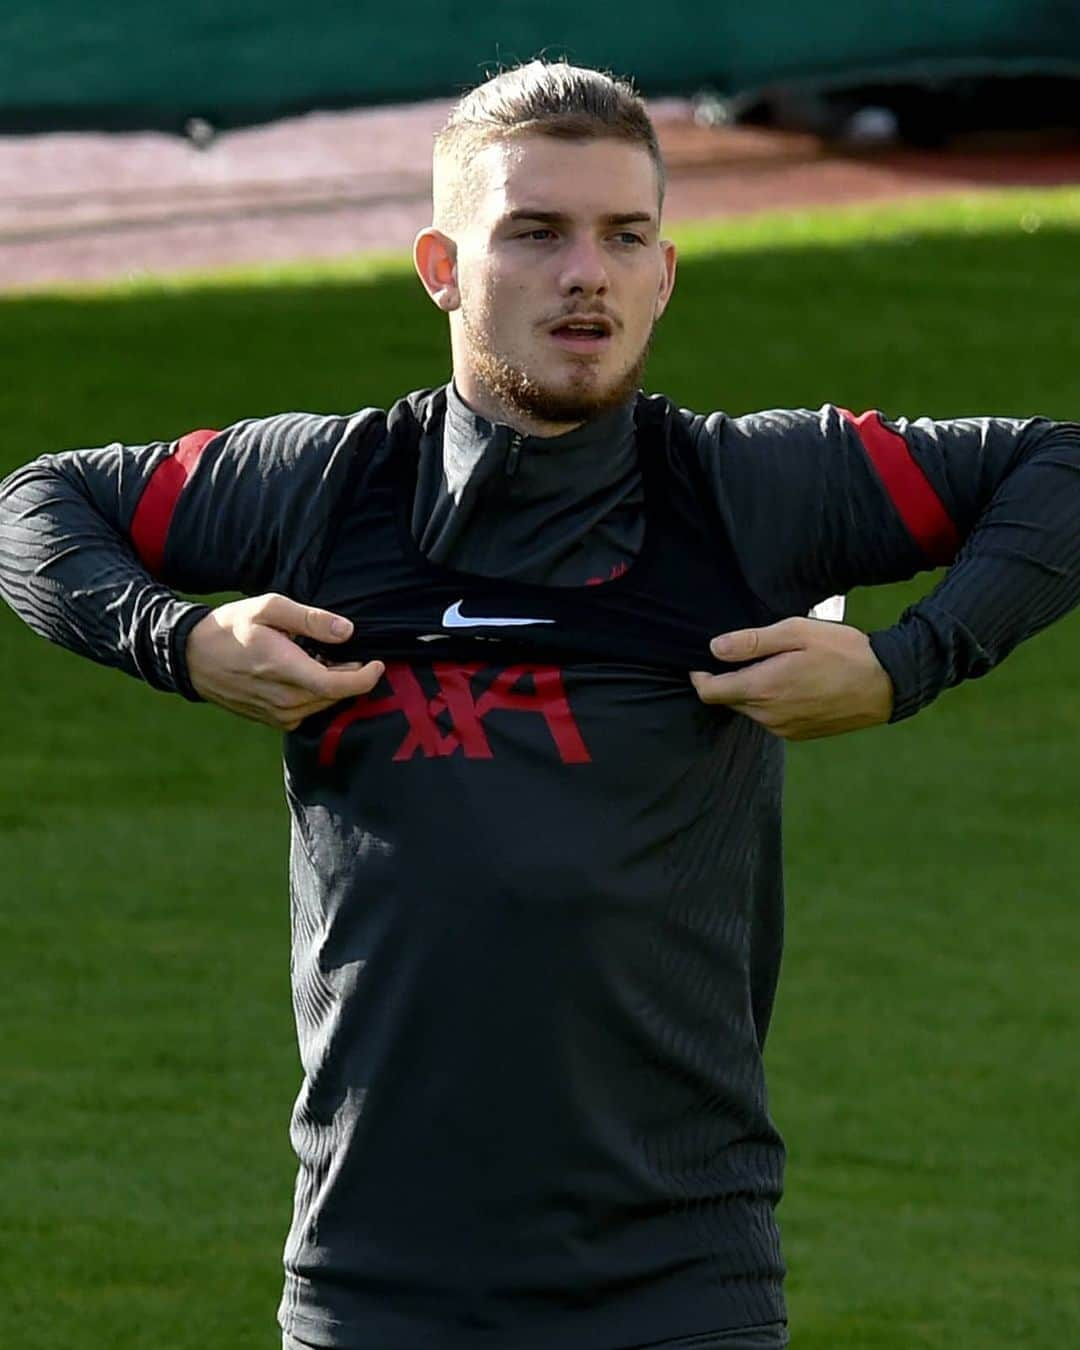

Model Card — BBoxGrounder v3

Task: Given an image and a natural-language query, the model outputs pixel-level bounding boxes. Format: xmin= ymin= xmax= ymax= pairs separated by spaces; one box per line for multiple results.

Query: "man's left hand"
xmin=690 ymin=617 xmax=894 ymax=741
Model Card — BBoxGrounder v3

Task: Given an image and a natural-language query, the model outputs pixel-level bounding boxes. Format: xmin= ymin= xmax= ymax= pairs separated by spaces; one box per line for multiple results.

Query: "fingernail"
xmin=711 ymin=635 xmax=733 ymax=656
xmin=330 ymin=617 xmax=350 ymax=637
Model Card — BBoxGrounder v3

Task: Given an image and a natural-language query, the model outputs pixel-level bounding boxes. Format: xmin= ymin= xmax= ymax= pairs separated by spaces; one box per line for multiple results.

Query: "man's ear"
xmin=654 ymin=238 xmax=678 ymax=321
xmin=414 ymin=228 xmax=460 ymax=312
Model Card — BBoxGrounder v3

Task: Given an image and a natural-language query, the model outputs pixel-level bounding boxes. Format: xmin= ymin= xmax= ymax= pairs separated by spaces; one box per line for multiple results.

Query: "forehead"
xmin=472 ymin=135 xmax=660 ymax=226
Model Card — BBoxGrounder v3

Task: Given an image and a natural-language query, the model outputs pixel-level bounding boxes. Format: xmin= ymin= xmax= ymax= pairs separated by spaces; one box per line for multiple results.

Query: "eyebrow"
xmin=502 ymin=209 xmax=656 ymax=228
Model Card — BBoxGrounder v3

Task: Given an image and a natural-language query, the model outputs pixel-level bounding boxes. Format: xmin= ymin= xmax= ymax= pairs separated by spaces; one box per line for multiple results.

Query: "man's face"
xmin=422 ymin=134 xmax=677 ymax=434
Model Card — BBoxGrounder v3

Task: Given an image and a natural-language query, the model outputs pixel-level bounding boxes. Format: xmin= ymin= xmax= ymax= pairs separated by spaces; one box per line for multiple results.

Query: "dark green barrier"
xmin=3 ymin=1 xmax=1080 ymax=133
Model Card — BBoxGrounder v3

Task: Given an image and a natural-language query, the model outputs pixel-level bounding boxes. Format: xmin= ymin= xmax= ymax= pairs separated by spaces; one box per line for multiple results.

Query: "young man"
xmin=1 ymin=59 xmax=1078 ymax=1350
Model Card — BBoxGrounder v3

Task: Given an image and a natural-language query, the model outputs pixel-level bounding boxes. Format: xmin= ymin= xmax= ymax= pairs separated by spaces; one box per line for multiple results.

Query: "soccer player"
xmin=1 ymin=58 xmax=1078 ymax=1350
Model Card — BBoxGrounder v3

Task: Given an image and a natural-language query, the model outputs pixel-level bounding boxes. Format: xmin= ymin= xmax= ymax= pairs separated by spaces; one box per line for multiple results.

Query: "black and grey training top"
xmin=1 ymin=381 xmax=1079 ymax=1350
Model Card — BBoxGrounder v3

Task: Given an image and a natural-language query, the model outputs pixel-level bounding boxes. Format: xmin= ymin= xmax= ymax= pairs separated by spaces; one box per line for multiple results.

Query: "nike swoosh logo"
xmin=442 ymin=600 xmax=555 ymax=629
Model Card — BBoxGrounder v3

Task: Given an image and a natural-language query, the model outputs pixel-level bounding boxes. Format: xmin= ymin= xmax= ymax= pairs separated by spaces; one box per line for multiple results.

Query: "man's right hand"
xmin=186 ymin=593 xmax=385 ymax=731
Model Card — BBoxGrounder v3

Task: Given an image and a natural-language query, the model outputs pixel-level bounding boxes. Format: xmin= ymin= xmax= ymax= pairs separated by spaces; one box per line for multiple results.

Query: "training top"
xmin=1 ymin=382 xmax=1079 ymax=1350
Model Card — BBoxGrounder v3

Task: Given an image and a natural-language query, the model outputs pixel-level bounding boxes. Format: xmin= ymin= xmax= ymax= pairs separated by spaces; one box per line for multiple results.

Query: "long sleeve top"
xmin=1 ymin=382 xmax=1079 ymax=1350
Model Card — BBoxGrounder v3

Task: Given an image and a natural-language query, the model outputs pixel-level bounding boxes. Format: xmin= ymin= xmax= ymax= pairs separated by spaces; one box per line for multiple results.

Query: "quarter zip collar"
xmin=413 ymin=380 xmax=643 ymax=581
xmin=442 ymin=379 xmax=637 ymax=501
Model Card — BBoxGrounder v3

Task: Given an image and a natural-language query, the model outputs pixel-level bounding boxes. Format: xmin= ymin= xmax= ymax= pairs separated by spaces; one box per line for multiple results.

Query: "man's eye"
xmin=615 ymin=233 xmax=646 ymax=246
xmin=520 ymin=229 xmax=555 ymax=241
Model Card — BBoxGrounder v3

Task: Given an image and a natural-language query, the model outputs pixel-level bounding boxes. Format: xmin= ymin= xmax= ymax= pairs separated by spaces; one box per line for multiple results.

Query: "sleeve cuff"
xmin=165 ymin=602 xmax=213 ymax=702
xmin=868 ymin=601 xmax=993 ymax=724
xmin=868 ymin=622 xmax=935 ymax=723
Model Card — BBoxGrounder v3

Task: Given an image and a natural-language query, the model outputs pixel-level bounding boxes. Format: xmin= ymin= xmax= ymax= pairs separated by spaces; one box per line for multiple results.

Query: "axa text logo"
xmin=318 ymin=662 xmax=591 ymax=766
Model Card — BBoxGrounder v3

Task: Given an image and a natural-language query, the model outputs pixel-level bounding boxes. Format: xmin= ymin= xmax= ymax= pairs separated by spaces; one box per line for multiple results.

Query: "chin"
xmin=460 ymin=306 xmax=656 ymax=427
xmin=526 ymin=377 xmax=629 ymax=423
xmin=476 ymin=348 xmax=651 ymax=427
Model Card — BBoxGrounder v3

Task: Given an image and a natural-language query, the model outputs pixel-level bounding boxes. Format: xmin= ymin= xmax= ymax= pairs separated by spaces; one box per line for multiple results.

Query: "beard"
xmin=460 ymin=305 xmax=654 ymax=427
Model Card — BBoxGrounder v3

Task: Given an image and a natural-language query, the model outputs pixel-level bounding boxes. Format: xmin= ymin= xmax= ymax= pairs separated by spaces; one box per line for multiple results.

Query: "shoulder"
xmin=648 ymin=397 xmax=855 ymax=458
xmin=633 ymin=389 xmax=704 ymax=438
xmin=634 ymin=390 xmax=730 ymax=464
xmin=636 ymin=389 xmax=748 ymax=444
xmin=389 ymin=385 xmax=447 ymax=433
xmin=217 ymin=405 xmax=389 ymax=463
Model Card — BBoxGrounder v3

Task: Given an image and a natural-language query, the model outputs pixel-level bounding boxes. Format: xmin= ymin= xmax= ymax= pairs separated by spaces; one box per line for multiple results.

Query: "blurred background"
xmin=3 ymin=0 xmax=1080 ymax=287
xmin=1 ymin=5 xmax=1078 ymax=1350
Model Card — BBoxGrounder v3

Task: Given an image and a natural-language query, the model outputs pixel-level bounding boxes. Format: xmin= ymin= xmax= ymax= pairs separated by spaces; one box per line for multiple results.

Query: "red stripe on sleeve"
xmin=840 ymin=409 xmax=960 ymax=565
xmin=130 ymin=429 xmax=218 ymax=575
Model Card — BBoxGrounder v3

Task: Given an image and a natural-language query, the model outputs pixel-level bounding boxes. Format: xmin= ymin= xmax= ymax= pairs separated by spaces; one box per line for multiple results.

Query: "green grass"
xmin=1 ymin=186 xmax=1079 ymax=1347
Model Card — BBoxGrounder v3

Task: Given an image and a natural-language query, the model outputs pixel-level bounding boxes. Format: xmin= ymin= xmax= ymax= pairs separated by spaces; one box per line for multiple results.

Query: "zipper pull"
xmin=505 ymin=431 xmax=524 ymax=478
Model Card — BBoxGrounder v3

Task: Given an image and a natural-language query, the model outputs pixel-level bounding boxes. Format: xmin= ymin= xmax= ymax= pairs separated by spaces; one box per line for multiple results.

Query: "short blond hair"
xmin=433 ymin=58 xmax=665 ymax=229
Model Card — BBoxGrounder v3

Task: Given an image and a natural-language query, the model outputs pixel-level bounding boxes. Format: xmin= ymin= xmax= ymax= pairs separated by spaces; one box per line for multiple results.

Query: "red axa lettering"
xmin=318 ymin=662 xmax=591 ymax=767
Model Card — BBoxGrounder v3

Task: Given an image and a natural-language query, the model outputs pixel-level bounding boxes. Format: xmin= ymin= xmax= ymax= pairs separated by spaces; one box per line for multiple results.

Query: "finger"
xmin=310 ymin=656 xmax=367 ymax=671
xmin=277 ymin=666 xmax=388 ymax=726
xmin=709 ymin=617 xmax=810 ymax=663
xmin=303 ymin=659 xmax=386 ymax=702
xmin=690 ymin=669 xmax=753 ymax=706
xmin=279 ymin=701 xmax=339 ymax=732
xmin=229 ymin=697 xmax=310 ymax=730
xmin=691 ymin=671 xmax=794 ymax=736
xmin=246 ymin=689 xmax=358 ymax=732
xmin=256 ymin=643 xmax=377 ymax=696
xmin=257 ymin=680 xmax=314 ymax=710
xmin=252 ymin=593 xmax=354 ymax=643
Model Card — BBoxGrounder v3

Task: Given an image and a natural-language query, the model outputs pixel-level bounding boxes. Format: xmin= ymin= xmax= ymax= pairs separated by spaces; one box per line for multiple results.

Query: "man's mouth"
xmin=548 ymin=316 xmax=614 ymax=353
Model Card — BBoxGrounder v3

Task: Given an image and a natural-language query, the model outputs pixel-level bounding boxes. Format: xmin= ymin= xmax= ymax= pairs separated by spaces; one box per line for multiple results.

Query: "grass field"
xmin=1 ymin=187 xmax=1078 ymax=1349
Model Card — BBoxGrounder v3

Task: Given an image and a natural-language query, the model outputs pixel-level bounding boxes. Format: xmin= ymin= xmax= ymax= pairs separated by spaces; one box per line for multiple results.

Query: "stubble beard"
xmin=460 ymin=305 xmax=654 ymax=427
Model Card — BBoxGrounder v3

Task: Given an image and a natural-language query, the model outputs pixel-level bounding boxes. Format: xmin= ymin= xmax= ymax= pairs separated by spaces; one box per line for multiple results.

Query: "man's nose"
xmin=558 ymin=236 xmax=609 ymax=296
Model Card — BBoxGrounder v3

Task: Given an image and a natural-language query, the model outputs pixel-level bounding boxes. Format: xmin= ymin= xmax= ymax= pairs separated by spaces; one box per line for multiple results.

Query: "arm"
xmin=689 ymin=405 xmax=1080 ymax=735
xmin=0 ymin=411 xmax=385 ymax=726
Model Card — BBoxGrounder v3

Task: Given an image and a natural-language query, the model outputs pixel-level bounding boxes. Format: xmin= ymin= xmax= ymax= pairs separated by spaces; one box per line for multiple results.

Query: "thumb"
xmin=305 ymin=608 xmax=354 ymax=643
xmin=253 ymin=594 xmax=354 ymax=643
xmin=709 ymin=618 xmax=807 ymax=663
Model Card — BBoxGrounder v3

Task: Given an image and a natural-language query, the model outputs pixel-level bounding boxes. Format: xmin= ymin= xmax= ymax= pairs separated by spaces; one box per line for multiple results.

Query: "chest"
xmin=284 ymin=658 xmax=776 ymax=921
xmin=302 ymin=442 xmax=768 ymax=674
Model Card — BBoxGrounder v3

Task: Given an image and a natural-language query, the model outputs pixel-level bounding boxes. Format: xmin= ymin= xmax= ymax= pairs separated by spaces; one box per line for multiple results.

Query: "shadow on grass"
xmin=1 ymin=220 xmax=1078 ymax=466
